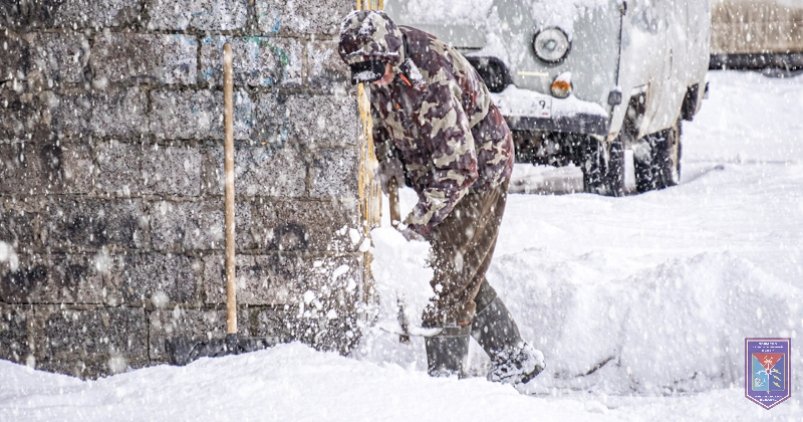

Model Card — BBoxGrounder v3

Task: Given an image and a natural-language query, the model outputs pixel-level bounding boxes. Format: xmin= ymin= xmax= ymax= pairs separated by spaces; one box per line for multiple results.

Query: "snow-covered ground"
xmin=2 ymin=71 xmax=802 ymax=421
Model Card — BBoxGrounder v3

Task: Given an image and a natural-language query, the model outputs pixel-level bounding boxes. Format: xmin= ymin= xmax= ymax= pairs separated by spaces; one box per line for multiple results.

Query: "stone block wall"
xmin=0 ymin=0 xmax=368 ymax=378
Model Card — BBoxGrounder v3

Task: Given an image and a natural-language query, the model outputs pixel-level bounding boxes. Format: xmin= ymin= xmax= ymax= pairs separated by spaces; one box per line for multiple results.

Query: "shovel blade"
xmin=166 ymin=334 xmax=277 ymax=366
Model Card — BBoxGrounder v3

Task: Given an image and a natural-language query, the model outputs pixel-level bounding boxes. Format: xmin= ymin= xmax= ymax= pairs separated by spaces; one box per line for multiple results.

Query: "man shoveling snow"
xmin=338 ymin=10 xmax=545 ymax=386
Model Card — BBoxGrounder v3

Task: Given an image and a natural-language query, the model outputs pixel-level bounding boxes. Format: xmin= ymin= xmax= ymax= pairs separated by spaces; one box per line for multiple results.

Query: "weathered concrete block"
xmin=255 ymin=93 xmax=359 ymax=147
xmin=49 ymin=253 xmax=110 ymax=303
xmin=150 ymin=200 xmax=226 ymax=251
xmin=309 ymin=147 xmax=359 ymax=199
xmin=24 ymin=32 xmax=89 ymax=88
xmin=244 ymin=198 xmax=361 ymax=252
xmin=90 ymin=88 xmax=150 ymax=137
xmin=0 ymin=0 xmax=141 ymax=29
xmin=201 ymin=143 xmax=306 ymax=197
xmin=141 ymin=145 xmax=203 ymax=196
xmin=147 ymin=0 xmax=248 ymax=31
xmin=0 ymin=32 xmax=30 ymax=82
xmin=253 ymin=93 xmax=292 ymax=147
xmin=42 ymin=198 xmax=149 ymax=250
xmin=256 ymin=0 xmax=351 ymax=36
xmin=1 ymin=136 xmax=100 ymax=195
xmin=297 ymin=254 xmax=364 ymax=310
xmin=148 ymin=306 xmax=252 ymax=362
xmin=109 ymin=253 xmax=201 ymax=307
xmin=92 ymin=33 xmax=197 ymax=86
xmin=51 ymin=88 xmax=149 ymax=138
xmin=0 ymin=253 xmax=109 ymax=304
xmin=255 ymin=305 xmax=361 ymax=354
xmin=204 ymin=253 xmax=363 ymax=311
xmin=287 ymin=95 xmax=359 ymax=147
xmin=150 ymin=89 xmax=253 ymax=140
xmin=0 ymin=304 xmax=34 ymax=365
xmin=245 ymin=306 xmax=297 ymax=344
xmin=0 ymin=253 xmax=47 ymax=304
xmin=250 ymin=254 xmax=364 ymax=353
xmin=307 ymin=40 xmax=350 ymax=91
xmin=59 ymin=139 xmax=97 ymax=194
xmin=94 ymin=140 xmax=143 ymax=196
xmin=199 ymin=36 xmax=303 ymax=88
xmin=255 ymin=93 xmax=359 ymax=149
xmin=0 ymin=90 xmax=41 ymax=138
xmin=33 ymin=306 xmax=149 ymax=378
xmin=0 ymin=198 xmax=37 ymax=249
xmin=203 ymin=254 xmax=294 ymax=305
xmin=0 ymin=141 xmax=67 ymax=195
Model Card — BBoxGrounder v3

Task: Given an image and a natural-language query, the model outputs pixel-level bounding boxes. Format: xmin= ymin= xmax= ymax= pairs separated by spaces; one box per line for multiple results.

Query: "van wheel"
xmin=634 ymin=120 xmax=682 ymax=193
xmin=581 ymin=136 xmax=625 ymax=196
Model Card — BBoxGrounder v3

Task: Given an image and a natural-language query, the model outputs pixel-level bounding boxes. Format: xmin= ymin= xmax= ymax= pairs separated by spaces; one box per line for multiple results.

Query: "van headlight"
xmin=533 ymin=27 xmax=571 ymax=64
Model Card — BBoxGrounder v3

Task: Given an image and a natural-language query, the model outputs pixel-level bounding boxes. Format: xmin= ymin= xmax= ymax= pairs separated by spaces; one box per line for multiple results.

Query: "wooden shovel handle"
xmin=388 ymin=176 xmax=401 ymax=228
xmin=223 ymin=43 xmax=237 ymax=335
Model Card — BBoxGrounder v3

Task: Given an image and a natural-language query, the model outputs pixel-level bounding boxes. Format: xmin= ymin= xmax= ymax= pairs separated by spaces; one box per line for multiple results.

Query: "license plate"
xmin=532 ymin=97 xmax=552 ymax=118
xmin=496 ymin=95 xmax=552 ymax=118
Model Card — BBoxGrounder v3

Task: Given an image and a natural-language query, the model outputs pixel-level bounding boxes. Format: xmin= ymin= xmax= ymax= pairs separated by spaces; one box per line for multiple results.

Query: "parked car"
xmin=709 ymin=0 xmax=803 ymax=71
xmin=385 ymin=0 xmax=711 ymax=195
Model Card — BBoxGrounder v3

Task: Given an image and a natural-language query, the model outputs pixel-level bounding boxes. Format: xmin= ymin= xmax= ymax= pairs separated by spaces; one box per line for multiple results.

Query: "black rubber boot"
xmin=424 ymin=326 xmax=470 ymax=378
xmin=471 ymin=283 xmax=545 ymax=385
xmin=471 ymin=283 xmax=522 ymax=357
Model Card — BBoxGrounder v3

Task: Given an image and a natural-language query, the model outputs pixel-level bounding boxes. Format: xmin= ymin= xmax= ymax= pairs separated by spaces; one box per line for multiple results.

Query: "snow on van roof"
xmin=386 ymin=0 xmax=612 ymax=28
xmin=387 ymin=0 xmax=495 ymax=24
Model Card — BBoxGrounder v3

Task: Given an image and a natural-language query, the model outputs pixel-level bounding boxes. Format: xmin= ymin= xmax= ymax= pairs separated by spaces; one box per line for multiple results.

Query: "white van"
xmin=386 ymin=0 xmax=711 ymax=195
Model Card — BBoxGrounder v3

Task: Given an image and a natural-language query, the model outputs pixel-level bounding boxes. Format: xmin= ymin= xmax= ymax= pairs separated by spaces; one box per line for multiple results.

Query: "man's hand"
xmin=378 ymin=156 xmax=405 ymax=195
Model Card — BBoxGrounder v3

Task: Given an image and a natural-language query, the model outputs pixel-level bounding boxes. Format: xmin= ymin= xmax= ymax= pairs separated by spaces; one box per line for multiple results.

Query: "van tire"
xmin=634 ymin=120 xmax=682 ymax=192
xmin=582 ymin=136 xmax=626 ymax=196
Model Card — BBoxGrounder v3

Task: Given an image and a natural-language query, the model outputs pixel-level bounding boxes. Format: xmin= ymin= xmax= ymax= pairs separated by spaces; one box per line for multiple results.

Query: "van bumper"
xmin=491 ymin=87 xmax=610 ymax=137
xmin=502 ymin=113 xmax=609 ymax=136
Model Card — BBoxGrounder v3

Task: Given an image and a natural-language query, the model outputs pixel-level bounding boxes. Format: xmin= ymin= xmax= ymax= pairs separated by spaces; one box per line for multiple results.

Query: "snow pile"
xmin=0 ymin=346 xmax=616 ymax=422
xmin=1 ymin=343 xmax=800 ymax=421
xmin=495 ymin=250 xmax=802 ymax=394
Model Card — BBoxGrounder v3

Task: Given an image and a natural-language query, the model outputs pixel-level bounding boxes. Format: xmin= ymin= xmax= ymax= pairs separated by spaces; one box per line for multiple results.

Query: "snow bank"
xmin=494 ymin=250 xmax=802 ymax=394
xmin=0 ymin=344 xmax=624 ymax=422
xmin=2 ymin=343 xmax=800 ymax=421
xmin=0 ymin=361 xmax=81 ymax=401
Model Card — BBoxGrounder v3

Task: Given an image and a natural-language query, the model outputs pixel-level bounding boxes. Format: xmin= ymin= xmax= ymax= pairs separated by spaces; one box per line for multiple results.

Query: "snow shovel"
xmin=166 ymin=43 xmax=275 ymax=366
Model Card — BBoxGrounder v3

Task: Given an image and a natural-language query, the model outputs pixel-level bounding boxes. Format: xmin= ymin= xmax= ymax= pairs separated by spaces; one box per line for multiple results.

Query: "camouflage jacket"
xmin=371 ymin=26 xmax=514 ymax=236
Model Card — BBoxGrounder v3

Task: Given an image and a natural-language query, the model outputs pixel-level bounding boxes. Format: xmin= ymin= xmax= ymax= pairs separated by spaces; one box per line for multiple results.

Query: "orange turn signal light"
xmin=551 ymin=79 xmax=572 ymax=99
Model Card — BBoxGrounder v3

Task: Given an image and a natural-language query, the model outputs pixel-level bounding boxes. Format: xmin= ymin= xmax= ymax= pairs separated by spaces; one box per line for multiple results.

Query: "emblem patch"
xmin=745 ymin=338 xmax=791 ymax=409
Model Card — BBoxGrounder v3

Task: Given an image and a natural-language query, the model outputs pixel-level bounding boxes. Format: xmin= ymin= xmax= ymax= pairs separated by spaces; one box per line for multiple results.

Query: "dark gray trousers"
xmin=421 ymin=179 xmax=509 ymax=329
